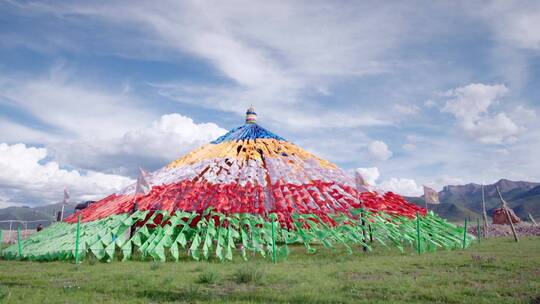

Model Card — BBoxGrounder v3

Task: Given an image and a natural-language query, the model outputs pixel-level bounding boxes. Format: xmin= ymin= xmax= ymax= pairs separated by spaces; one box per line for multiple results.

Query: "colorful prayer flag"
xmin=355 ymin=171 xmax=369 ymax=192
xmin=423 ymin=186 xmax=439 ymax=205
xmin=135 ymin=167 xmax=151 ymax=195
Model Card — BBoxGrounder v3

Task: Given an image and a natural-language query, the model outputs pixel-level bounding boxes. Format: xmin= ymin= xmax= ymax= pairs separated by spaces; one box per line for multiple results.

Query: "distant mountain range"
xmin=406 ymin=179 xmax=540 ymax=222
xmin=0 ymin=202 xmax=77 ymax=229
xmin=1 ymin=179 xmax=539 ymax=227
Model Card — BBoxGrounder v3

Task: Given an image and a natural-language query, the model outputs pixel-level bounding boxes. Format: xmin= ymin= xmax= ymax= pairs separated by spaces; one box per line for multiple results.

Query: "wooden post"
xmin=416 ymin=212 xmax=422 ymax=254
xmin=360 ymin=209 xmax=368 ymax=252
xmin=462 ymin=218 xmax=467 ymax=249
xmin=8 ymin=220 xmax=13 ymax=243
xmin=476 ymin=218 xmax=481 ymax=243
xmin=60 ymin=204 xmax=65 ymax=221
xmin=271 ymin=217 xmax=277 ymax=264
xmin=356 ymin=186 xmax=369 ymax=252
xmin=74 ymin=214 xmax=81 ymax=264
xmin=496 ymin=186 xmax=518 ymax=242
xmin=17 ymin=224 xmax=22 ymax=258
xmin=528 ymin=213 xmax=537 ymax=226
xmin=481 ymin=184 xmax=489 ymax=236
xmin=504 ymin=208 xmax=519 ymax=243
xmin=129 ymin=197 xmax=139 ymax=258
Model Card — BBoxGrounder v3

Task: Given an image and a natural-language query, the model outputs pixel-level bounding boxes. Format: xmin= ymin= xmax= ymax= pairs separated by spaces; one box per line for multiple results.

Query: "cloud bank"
xmin=0 ymin=143 xmax=133 ymax=205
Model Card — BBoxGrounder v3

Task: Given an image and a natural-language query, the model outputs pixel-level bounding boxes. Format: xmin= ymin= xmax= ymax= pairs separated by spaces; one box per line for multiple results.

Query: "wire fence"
xmin=0 ymin=220 xmax=50 ymax=244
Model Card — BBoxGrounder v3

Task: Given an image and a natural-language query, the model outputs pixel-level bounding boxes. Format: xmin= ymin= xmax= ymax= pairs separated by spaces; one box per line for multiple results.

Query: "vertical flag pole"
xmin=481 ymin=184 xmax=488 ymax=236
xmin=355 ymin=171 xmax=369 ymax=252
xmin=271 ymin=216 xmax=277 ymax=264
xmin=17 ymin=224 xmax=22 ymax=258
xmin=8 ymin=220 xmax=13 ymax=243
xmin=60 ymin=204 xmax=65 ymax=221
xmin=476 ymin=218 xmax=481 ymax=243
xmin=416 ymin=212 xmax=421 ymax=254
xmin=528 ymin=213 xmax=538 ymax=226
xmin=462 ymin=218 xmax=468 ymax=249
xmin=361 ymin=209 xmax=368 ymax=252
xmin=496 ymin=186 xmax=519 ymax=243
xmin=75 ymin=214 xmax=81 ymax=264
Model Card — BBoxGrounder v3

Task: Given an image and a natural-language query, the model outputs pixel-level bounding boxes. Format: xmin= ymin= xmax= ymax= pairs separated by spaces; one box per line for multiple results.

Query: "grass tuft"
xmin=232 ymin=268 xmax=264 ymax=284
xmin=196 ymin=271 xmax=219 ymax=284
xmin=87 ymin=253 xmax=98 ymax=265
xmin=0 ymin=285 xmax=8 ymax=300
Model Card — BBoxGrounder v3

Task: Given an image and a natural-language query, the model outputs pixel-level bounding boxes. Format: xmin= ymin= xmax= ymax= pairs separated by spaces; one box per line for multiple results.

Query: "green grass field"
xmin=1 ymin=237 xmax=539 ymax=303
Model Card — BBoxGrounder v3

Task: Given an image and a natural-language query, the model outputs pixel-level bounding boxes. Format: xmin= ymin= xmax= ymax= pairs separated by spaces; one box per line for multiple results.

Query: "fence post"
xmin=462 ymin=218 xmax=468 ymax=249
xmin=271 ymin=216 xmax=277 ymax=264
xmin=416 ymin=212 xmax=421 ymax=254
xmin=476 ymin=218 xmax=481 ymax=243
xmin=0 ymin=229 xmax=3 ymax=255
xmin=75 ymin=214 xmax=81 ymax=264
xmin=17 ymin=224 xmax=22 ymax=258
xmin=8 ymin=220 xmax=13 ymax=243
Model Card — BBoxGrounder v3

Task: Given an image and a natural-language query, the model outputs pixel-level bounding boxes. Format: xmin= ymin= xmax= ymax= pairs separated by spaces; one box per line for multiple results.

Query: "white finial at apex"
xmin=246 ymin=105 xmax=257 ymax=124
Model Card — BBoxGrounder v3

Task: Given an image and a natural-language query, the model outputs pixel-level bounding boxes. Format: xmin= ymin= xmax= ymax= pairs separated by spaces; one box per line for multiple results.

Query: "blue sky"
xmin=1 ymin=1 xmax=539 ymax=207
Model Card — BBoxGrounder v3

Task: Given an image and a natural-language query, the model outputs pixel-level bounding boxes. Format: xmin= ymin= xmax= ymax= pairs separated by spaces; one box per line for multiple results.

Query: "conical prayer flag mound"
xmin=1 ymin=107 xmax=472 ymax=262
xmin=63 ymin=107 xmax=424 ymax=225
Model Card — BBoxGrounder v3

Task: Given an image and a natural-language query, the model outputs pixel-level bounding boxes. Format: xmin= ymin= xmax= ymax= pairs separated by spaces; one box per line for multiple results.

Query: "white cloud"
xmin=0 ymin=143 xmax=133 ymax=206
xmin=393 ymin=104 xmax=420 ymax=115
xmin=355 ymin=166 xmax=423 ymax=196
xmin=50 ymin=113 xmax=227 ymax=175
xmin=424 ymin=99 xmax=435 ymax=108
xmin=121 ymin=114 xmax=226 ymax=156
xmin=355 ymin=167 xmax=380 ymax=186
xmin=6 ymin=1 xmax=411 ymax=129
xmin=442 ymin=83 xmax=508 ymax=120
xmin=511 ymin=105 xmax=537 ymax=122
xmin=0 ymin=71 xmax=157 ymax=141
xmin=151 ymin=76 xmax=391 ymax=130
xmin=402 ymin=143 xmax=417 ymax=151
xmin=463 ymin=112 xmax=520 ymax=144
xmin=441 ymin=83 xmax=527 ymax=144
xmin=0 ymin=119 xmax=60 ymax=143
xmin=472 ymin=2 xmax=540 ymax=51
xmin=378 ymin=178 xmax=423 ymax=197
xmin=367 ymin=140 xmax=393 ymax=161
xmin=402 ymin=135 xmax=418 ymax=151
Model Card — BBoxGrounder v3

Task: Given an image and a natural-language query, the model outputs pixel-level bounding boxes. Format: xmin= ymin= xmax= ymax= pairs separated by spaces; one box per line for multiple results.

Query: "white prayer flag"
xmin=63 ymin=187 xmax=70 ymax=204
xmin=355 ymin=171 xmax=369 ymax=192
xmin=423 ymin=186 xmax=440 ymax=205
xmin=135 ymin=167 xmax=151 ymax=195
